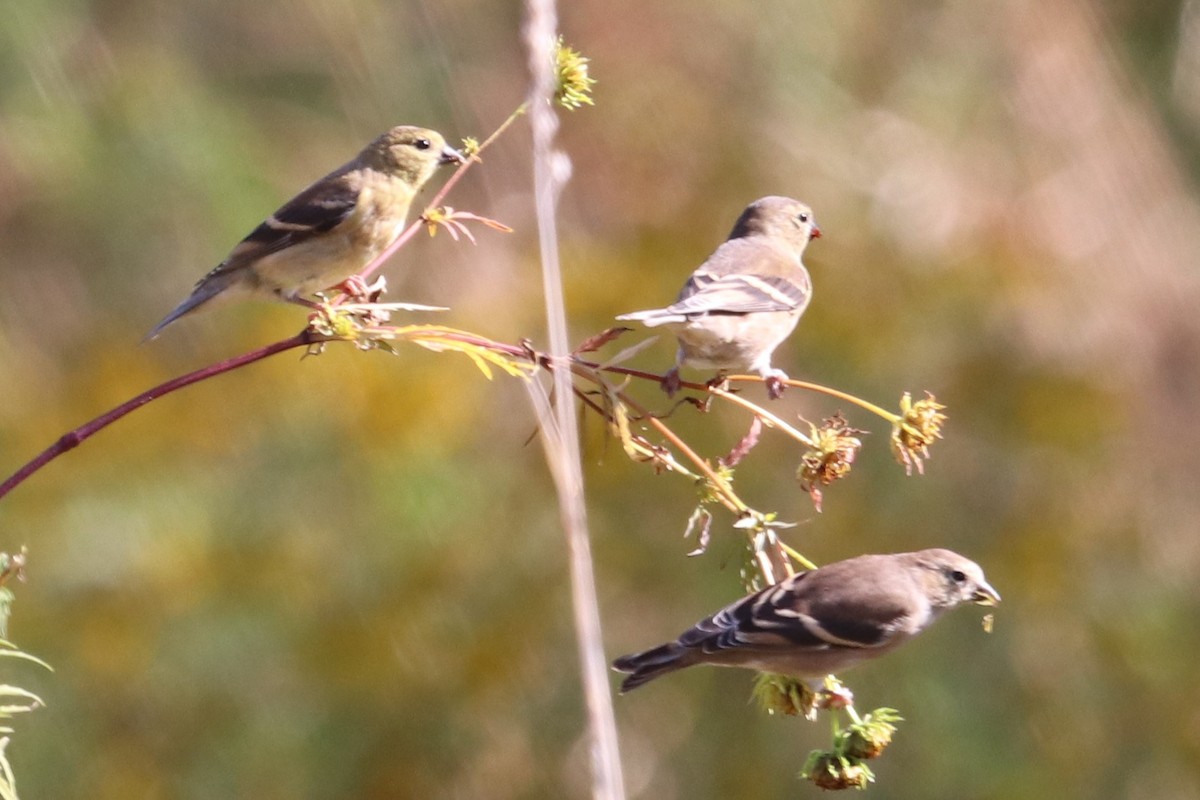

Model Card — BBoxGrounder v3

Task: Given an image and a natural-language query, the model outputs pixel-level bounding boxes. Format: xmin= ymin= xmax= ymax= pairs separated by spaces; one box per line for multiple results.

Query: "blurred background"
xmin=1 ymin=0 xmax=1199 ymax=797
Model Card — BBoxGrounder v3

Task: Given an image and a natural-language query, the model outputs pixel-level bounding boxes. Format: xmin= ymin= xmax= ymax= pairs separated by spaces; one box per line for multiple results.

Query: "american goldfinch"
xmin=616 ymin=195 xmax=821 ymax=399
xmin=146 ymin=125 xmax=463 ymax=339
xmin=613 ymin=549 xmax=999 ymax=693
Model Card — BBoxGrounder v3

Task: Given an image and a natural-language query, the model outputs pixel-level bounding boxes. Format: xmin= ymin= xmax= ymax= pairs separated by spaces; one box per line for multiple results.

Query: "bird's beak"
xmin=809 ymin=224 xmax=822 ymax=240
xmin=972 ymin=581 xmax=1001 ymax=606
xmin=440 ymin=146 xmax=466 ymax=166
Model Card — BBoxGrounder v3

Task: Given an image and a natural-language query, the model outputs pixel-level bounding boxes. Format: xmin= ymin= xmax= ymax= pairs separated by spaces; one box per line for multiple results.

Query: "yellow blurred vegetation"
xmin=1 ymin=1 xmax=1200 ymax=798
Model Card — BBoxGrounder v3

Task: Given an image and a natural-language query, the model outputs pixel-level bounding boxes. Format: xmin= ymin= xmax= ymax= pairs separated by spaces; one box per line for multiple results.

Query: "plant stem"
xmin=727 ymin=375 xmax=899 ymax=422
xmin=780 ymin=541 xmax=818 ymax=571
xmin=523 ymin=6 xmax=624 ymax=797
xmin=612 ymin=388 xmax=794 ymax=582
xmin=479 ymin=102 xmax=530 ymax=150
xmin=570 ymin=376 xmax=700 ymax=479
xmin=354 ymin=102 xmax=529 ymax=286
xmin=707 ymin=386 xmax=815 ymax=446
xmin=615 ymin=393 xmax=745 ymax=516
xmin=0 ymin=331 xmax=325 ymax=501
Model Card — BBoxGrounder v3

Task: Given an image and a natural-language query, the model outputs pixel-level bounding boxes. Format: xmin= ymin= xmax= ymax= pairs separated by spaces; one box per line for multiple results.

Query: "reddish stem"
xmin=0 ymin=330 xmax=326 ymax=501
xmin=352 ymin=107 xmax=525 ymax=289
xmin=342 ymin=156 xmax=479 ymax=289
xmin=0 ymin=108 xmax=535 ymax=505
xmin=571 ymin=358 xmax=717 ymax=395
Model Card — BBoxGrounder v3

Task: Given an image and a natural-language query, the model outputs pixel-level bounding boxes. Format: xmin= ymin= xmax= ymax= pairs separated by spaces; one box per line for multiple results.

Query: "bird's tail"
xmin=612 ymin=642 xmax=692 ymax=693
xmin=143 ymin=275 xmax=232 ymax=341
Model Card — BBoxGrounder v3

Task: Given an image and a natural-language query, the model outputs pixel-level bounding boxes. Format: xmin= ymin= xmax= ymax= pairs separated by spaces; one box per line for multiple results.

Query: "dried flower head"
xmin=699 ymin=463 xmax=735 ymax=506
xmin=553 ymin=37 xmax=596 ymax=110
xmin=307 ymin=306 xmax=361 ymax=341
xmin=802 ymin=752 xmax=874 ymax=791
xmin=841 ymin=709 xmax=902 ymax=760
xmin=797 ymin=413 xmax=864 ymax=512
xmin=890 ymin=392 xmax=947 ymax=475
xmin=753 ymin=672 xmax=818 ymax=720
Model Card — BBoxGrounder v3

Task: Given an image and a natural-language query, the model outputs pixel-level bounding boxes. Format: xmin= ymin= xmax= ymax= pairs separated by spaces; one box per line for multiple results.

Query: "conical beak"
xmin=440 ymin=145 xmax=466 ymax=166
xmin=809 ymin=224 xmax=822 ymax=240
xmin=972 ymin=580 xmax=1001 ymax=606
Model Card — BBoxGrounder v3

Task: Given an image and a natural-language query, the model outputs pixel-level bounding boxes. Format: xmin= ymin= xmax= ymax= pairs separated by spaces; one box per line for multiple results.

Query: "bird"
xmin=616 ymin=195 xmax=821 ymax=399
xmin=612 ymin=548 xmax=999 ymax=693
xmin=146 ymin=125 xmax=464 ymax=339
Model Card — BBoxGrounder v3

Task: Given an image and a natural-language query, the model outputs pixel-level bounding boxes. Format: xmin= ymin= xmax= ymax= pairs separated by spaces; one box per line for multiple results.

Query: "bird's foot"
xmin=363 ymin=276 xmax=389 ymax=302
xmin=763 ymin=369 xmax=790 ymax=400
xmin=279 ymin=290 xmax=324 ymax=311
xmin=660 ymin=368 xmax=683 ymax=398
xmin=705 ymin=373 xmax=731 ymax=393
xmin=337 ymin=274 xmax=387 ymax=302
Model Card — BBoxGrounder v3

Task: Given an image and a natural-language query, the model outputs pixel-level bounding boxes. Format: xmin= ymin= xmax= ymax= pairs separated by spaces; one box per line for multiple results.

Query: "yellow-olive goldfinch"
xmin=147 ymin=125 xmax=463 ymax=339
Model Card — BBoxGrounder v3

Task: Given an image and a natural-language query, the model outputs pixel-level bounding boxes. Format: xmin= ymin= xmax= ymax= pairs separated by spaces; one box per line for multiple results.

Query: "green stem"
xmin=478 ymin=102 xmax=529 ymax=151
xmin=780 ymin=542 xmax=818 ymax=571
xmin=570 ymin=369 xmax=700 ymax=480
xmin=616 ymin=391 xmax=746 ymax=516
xmin=708 ymin=386 xmax=815 ymax=446
xmin=726 ymin=375 xmax=899 ymax=423
xmin=598 ymin=371 xmax=790 ymax=583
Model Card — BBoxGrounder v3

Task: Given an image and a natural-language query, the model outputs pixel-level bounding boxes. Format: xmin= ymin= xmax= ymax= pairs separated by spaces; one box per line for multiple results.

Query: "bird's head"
xmin=915 ymin=548 xmax=1002 ymax=609
xmin=728 ymin=195 xmax=821 ymax=252
xmin=367 ymin=126 xmax=465 ymax=186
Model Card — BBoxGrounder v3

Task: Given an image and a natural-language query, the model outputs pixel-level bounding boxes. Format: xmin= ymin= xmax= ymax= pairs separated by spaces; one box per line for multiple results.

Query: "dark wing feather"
xmin=208 ymin=171 xmax=360 ymax=278
xmin=790 ymin=560 xmax=918 ymax=648
xmin=796 ymin=588 xmax=910 ymax=648
xmin=677 ymin=573 xmax=829 ymax=656
xmin=676 ymin=561 xmax=919 ymax=658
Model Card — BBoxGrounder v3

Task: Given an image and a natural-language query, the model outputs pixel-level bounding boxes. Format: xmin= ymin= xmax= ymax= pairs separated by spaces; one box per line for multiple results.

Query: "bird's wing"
xmin=208 ymin=170 xmax=361 ymax=278
xmin=678 ymin=573 xmax=830 ymax=655
xmin=678 ymin=569 xmax=912 ymax=656
xmin=791 ymin=567 xmax=916 ymax=648
xmin=668 ymin=237 xmax=812 ymax=316
xmin=667 ymin=271 xmax=810 ymax=315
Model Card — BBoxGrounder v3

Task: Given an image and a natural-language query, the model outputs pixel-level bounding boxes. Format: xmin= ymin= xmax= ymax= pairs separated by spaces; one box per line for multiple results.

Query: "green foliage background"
xmin=2 ymin=0 xmax=1199 ymax=797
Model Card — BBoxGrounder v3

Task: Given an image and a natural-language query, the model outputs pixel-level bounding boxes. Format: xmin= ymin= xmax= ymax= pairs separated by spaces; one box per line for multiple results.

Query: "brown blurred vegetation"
xmin=2 ymin=0 xmax=1199 ymax=797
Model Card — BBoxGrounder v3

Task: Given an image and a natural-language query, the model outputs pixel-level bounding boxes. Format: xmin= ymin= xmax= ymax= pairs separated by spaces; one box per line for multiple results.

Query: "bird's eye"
xmin=414 ymin=138 xmax=432 ymax=150
xmin=797 ymin=212 xmax=810 ymax=223
xmin=950 ymin=569 xmax=967 ymax=583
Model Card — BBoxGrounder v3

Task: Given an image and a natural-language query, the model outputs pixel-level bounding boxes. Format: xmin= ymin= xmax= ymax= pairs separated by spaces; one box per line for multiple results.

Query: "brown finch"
xmin=617 ymin=196 xmax=820 ymax=398
xmin=613 ymin=549 xmax=999 ymax=693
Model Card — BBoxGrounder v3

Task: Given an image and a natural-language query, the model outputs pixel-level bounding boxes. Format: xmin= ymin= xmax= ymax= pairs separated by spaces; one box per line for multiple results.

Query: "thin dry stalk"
xmin=522 ymin=2 xmax=625 ymax=798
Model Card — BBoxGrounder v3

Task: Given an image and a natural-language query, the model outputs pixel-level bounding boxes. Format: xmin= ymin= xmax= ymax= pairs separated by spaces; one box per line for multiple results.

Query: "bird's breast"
xmin=253 ymin=181 xmax=412 ymax=297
